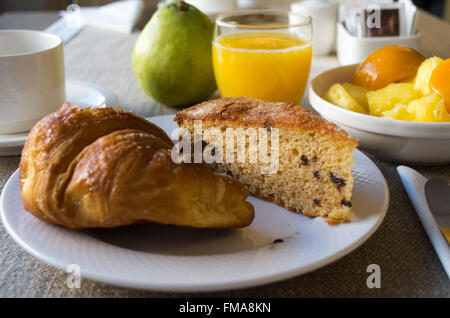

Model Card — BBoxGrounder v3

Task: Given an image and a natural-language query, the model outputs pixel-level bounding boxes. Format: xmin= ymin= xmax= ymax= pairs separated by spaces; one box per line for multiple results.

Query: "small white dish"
xmin=309 ymin=64 xmax=450 ymax=165
xmin=336 ymin=22 xmax=421 ymax=65
xmin=0 ymin=79 xmax=119 ymax=156
xmin=0 ymin=114 xmax=389 ymax=292
xmin=291 ymin=0 xmax=338 ymax=56
xmin=67 ymin=79 xmax=119 ymax=109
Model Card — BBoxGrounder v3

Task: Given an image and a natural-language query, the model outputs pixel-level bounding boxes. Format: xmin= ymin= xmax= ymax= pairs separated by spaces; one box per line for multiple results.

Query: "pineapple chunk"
xmin=324 ymin=83 xmax=368 ymax=114
xmin=367 ymin=83 xmax=419 ymax=116
xmin=342 ymin=83 xmax=370 ymax=110
xmin=407 ymin=94 xmax=449 ymax=122
xmin=382 ymin=104 xmax=413 ymax=121
xmin=414 ymin=57 xmax=443 ymax=95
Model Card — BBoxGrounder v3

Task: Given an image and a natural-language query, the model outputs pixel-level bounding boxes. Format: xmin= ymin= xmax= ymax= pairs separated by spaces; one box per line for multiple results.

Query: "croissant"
xmin=20 ymin=104 xmax=254 ymax=229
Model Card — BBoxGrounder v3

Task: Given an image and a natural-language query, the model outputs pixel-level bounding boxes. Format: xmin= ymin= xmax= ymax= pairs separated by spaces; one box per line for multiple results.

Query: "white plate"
xmin=0 ymin=115 xmax=389 ymax=292
xmin=0 ymin=79 xmax=119 ymax=156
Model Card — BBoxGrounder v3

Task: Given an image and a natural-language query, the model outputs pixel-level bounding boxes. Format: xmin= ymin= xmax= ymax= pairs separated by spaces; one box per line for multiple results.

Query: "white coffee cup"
xmin=0 ymin=30 xmax=65 ymax=134
xmin=291 ymin=0 xmax=338 ymax=56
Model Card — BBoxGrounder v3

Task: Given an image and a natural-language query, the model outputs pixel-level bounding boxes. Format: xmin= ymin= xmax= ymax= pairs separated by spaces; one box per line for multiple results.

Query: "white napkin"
xmin=63 ymin=0 xmax=146 ymax=34
xmin=397 ymin=166 xmax=450 ymax=279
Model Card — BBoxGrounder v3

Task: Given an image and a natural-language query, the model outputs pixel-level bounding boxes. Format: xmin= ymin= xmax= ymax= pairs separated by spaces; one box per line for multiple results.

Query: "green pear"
xmin=132 ymin=1 xmax=216 ymax=107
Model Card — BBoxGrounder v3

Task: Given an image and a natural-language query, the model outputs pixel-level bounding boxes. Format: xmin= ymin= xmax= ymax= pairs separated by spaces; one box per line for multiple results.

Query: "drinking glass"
xmin=213 ymin=10 xmax=312 ymax=104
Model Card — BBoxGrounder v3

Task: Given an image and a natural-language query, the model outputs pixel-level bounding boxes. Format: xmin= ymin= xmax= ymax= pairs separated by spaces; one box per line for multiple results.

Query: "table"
xmin=0 ymin=10 xmax=449 ymax=298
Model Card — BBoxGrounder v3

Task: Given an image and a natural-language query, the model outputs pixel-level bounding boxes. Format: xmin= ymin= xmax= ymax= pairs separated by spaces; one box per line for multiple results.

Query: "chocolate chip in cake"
xmin=330 ymin=173 xmax=346 ymax=190
xmin=273 ymin=238 xmax=284 ymax=244
xmin=312 ymin=156 xmax=317 ymax=163
xmin=263 ymin=121 xmax=271 ymax=131
xmin=226 ymin=170 xmax=233 ymax=177
xmin=177 ymin=117 xmax=183 ymax=125
xmin=313 ymin=171 xmax=320 ymax=179
xmin=301 ymin=155 xmax=309 ymax=166
xmin=313 ymin=198 xmax=322 ymax=207
xmin=341 ymin=199 xmax=352 ymax=207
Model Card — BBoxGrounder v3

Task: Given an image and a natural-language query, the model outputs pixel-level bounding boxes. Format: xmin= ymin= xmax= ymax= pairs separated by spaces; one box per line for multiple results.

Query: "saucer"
xmin=0 ymin=79 xmax=119 ymax=156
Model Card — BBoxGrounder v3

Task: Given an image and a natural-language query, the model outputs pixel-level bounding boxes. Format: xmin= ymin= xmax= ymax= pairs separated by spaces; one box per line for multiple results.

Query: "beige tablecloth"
xmin=0 ymin=12 xmax=449 ymax=298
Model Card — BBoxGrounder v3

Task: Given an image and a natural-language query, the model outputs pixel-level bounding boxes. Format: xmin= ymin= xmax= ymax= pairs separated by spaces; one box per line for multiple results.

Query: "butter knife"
xmin=397 ymin=166 xmax=450 ymax=279
xmin=425 ymin=179 xmax=450 ymax=231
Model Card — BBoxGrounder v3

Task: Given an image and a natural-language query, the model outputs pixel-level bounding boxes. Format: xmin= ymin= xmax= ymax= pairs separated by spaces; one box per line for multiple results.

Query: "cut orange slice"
xmin=353 ymin=45 xmax=425 ymax=90
xmin=430 ymin=58 xmax=450 ymax=112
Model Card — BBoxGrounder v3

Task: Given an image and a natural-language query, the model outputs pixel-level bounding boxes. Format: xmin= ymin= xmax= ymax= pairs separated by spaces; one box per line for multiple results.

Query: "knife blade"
xmin=397 ymin=166 xmax=450 ymax=279
xmin=425 ymin=179 xmax=450 ymax=231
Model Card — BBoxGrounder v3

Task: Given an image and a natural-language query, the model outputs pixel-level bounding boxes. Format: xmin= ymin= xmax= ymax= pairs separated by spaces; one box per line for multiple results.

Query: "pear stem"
xmin=177 ymin=0 xmax=188 ymax=11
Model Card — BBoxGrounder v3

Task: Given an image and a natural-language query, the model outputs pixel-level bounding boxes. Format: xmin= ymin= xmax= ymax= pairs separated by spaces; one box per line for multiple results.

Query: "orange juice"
xmin=212 ymin=32 xmax=312 ymax=104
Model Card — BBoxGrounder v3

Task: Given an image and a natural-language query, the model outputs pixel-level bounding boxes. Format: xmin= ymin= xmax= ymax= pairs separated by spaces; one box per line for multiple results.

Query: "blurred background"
xmin=0 ymin=0 xmax=449 ymax=22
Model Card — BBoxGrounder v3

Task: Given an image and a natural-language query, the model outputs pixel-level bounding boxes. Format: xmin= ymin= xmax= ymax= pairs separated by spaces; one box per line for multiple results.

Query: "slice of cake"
xmin=174 ymin=97 xmax=358 ymax=223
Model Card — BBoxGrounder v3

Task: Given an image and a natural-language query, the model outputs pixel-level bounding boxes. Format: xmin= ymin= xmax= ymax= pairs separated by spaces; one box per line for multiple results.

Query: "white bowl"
xmin=309 ymin=64 xmax=450 ymax=165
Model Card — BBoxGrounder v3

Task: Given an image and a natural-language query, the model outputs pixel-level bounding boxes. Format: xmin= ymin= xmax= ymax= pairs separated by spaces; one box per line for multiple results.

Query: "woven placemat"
xmin=1 ymin=154 xmax=449 ymax=297
xmin=0 ymin=19 xmax=449 ymax=298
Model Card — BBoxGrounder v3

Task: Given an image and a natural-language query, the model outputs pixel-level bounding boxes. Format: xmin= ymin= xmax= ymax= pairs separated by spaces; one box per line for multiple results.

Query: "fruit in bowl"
xmin=352 ymin=45 xmax=425 ymax=90
xmin=324 ymin=45 xmax=450 ymax=123
xmin=323 ymin=83 xmax=368 ymax=114
xmin=430 ymin=58 xmax=450 ymax=111
xmin=308 ymin=55 xmax=450 ymax=164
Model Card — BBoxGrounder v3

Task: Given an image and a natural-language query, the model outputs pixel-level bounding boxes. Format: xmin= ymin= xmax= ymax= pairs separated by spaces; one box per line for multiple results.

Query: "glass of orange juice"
xmin=213 ymin=10 xmax=312 ymax=104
